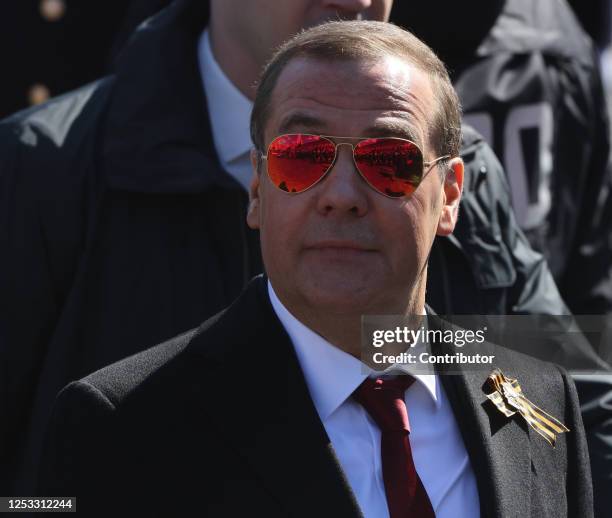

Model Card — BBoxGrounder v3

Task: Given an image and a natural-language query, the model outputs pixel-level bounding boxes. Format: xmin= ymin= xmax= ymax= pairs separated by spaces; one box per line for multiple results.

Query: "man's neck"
xmin=273 ymin=281 xmax=427 ymax=359
xmin=208 ymin=22 xmax=259 ymax=101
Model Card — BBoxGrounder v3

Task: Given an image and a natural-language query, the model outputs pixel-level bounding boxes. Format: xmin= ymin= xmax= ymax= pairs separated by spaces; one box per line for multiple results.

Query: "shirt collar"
xmin=268 ymin=281 xmax=441 ymax=422
xmin=198 ymin=28 xmax=253 ymax=166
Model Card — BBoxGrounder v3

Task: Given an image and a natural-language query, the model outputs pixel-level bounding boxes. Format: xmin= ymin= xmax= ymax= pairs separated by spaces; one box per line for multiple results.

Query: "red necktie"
xmin=353 ymin=376 xmax=435 ymax=518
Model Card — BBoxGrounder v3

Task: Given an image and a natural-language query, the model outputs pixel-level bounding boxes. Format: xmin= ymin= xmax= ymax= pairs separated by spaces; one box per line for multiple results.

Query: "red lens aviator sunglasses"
xmin=260 ymin=134 xmax=450 ymax=198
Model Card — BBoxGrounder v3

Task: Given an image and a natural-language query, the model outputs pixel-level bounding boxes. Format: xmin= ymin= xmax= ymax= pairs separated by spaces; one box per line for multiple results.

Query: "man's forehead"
xmin=274 ymin=55 xmax=420 ymax=103
xmin=266 ymin=56 xmax=434 ymax=146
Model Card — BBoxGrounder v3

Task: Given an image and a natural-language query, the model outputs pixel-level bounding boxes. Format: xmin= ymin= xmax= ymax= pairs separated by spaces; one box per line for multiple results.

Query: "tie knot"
xmin=353 ymin=376 xmax=415 ymax=432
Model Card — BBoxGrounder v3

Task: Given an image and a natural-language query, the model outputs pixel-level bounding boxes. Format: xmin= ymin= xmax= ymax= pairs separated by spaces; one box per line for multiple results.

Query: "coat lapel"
xmin=188 ymin=277 xmax=363 ymax=517
xmin=429 ymin=313 xmax=533 ymax=518
xmin=440 ymin=367 xmax=532 ymax=518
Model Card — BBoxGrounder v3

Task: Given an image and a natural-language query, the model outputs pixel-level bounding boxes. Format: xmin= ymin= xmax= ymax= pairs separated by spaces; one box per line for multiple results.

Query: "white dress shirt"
xmin=198 ymin=28 xmax=254 ymax=190
xmin=268 ymin=281 xmax=480 ymax=518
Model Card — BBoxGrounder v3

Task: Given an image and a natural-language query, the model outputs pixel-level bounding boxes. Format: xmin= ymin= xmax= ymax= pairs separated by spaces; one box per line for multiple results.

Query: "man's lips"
xmin=304 ymin=240 xmax=377 ymax=252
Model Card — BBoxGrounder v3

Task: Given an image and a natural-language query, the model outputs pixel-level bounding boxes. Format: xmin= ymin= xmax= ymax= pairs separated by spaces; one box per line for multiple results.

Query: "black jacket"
xmin=0 ymin=0 xmax=605 ymax=497
xmin=38 ymin=276 xmax=593 ymax=518
xmin=0 ymin=0 xmax=262 ymax=493
xmin=429 ymin=125 xmax=571 ymax=318
xmin=393 ymin=0 xmax=612 ymax=316
xmin=440 ymin=0 xmax=612 ymax=314
xmin=460 ymin=0 xmax=612 ymax=317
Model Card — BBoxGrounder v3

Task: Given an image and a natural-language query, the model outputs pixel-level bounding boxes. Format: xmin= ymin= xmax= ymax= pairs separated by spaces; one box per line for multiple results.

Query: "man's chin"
xmin=298 ymin=277 xmax=381 ymax=314
xmin=301 ymin=247 xmax=381 ymax=271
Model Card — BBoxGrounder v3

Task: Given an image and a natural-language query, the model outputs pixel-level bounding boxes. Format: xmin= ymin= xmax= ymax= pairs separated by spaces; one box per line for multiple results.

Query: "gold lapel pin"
xmin=485 ymin=368 xmax=569 ymax=447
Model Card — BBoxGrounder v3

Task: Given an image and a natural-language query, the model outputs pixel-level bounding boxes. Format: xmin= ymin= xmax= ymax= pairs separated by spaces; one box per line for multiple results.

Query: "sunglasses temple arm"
xmin=423 ymin=155 xmax=451 ymax=168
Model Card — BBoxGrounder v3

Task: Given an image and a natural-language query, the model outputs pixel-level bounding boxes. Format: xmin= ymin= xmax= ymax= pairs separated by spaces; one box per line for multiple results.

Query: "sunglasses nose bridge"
xmin=323 ymin=141 xmax=368 ymax=198
xmin=334 ymin=142 xmax=355 ymax=150
xmin=329 ymin=141 xmax=361 ymax=178
xmin=333 ymin=141 xmax=357 ymax=166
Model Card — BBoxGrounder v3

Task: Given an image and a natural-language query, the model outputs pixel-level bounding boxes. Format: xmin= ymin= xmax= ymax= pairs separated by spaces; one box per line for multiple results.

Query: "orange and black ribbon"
xmin=485 ymin=369 xmax=569 ymax=447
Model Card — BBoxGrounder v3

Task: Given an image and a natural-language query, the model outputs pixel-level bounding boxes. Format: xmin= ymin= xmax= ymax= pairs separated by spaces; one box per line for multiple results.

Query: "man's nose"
xmin=315 ymin=144 xmax=369 ymax=216
xmin=321 ymin=0 xmax=373 ymax=17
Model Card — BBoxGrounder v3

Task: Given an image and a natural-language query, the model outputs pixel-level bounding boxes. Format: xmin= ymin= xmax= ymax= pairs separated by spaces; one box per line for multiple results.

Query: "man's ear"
xmin=246 ymin=149 xmax=261 ymax=230
xmin=436 ymin=157 xmax=464 ymax=236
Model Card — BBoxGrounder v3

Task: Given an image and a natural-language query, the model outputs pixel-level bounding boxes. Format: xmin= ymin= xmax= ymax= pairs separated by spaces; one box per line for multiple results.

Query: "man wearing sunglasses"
xmin=38 ymin=21 xmax=591 ymax=517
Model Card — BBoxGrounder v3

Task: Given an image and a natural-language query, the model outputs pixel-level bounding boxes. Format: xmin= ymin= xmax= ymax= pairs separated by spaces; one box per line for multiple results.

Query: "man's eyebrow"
xmin=363 ymin=121 xmax=422 ymax=145
xmin=278 ymin=112 xmax=326 ymax=134
xmin=276 ymin=113 xmax=424 ymax=146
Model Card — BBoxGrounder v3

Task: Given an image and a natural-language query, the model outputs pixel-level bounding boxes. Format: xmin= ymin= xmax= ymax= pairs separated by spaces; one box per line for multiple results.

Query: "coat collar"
xmin=102 ymin=0 xmax=239 ymax=193
xmin=427 ymin=312 xmax=533 ymax=518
